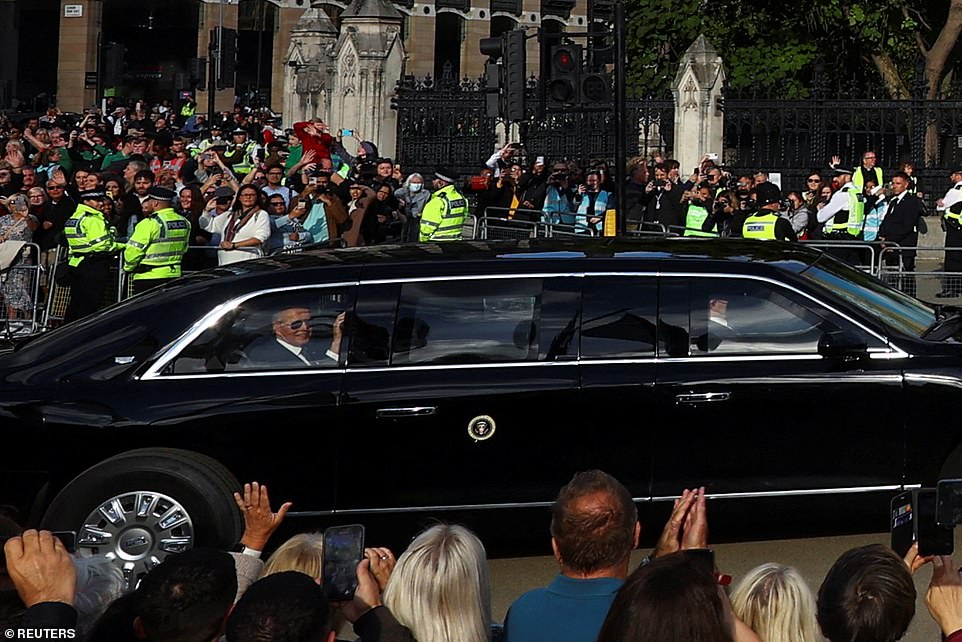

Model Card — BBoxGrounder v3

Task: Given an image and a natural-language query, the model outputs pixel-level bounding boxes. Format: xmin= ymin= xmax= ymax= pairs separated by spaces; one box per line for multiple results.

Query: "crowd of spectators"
xmin=472 ymin=144 xmax=938 ymax=245
xmin=3 ymin=471 xmax=962 ymax=642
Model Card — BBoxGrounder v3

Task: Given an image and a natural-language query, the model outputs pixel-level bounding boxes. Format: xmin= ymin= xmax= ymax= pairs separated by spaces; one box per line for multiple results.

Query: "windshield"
xmin=793 ymin=255 xmax=935 ymax=338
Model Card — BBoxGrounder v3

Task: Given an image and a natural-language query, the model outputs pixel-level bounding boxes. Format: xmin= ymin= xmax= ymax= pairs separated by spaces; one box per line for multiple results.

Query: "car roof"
xmin=228 ymin=238 xmax=823 ymax=274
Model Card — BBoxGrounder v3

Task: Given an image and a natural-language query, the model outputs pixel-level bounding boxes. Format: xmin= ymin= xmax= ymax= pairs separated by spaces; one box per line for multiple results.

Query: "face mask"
xmin=409 ymin=183 xmax=423 ymax=193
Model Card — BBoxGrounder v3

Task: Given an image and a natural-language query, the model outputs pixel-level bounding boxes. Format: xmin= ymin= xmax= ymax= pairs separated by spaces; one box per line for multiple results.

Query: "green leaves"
xmin=623 ymin=0 xmax=948 ymax=99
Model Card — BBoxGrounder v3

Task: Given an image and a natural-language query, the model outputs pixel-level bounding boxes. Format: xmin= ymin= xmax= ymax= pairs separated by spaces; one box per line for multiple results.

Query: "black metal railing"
xmin=394 ymin=75 xmax=673 ymax=178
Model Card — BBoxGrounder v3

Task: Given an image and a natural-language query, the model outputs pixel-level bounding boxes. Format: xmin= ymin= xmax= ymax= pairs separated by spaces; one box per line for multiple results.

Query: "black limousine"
xmin=2 ymin=238 xmax=961 ymax=581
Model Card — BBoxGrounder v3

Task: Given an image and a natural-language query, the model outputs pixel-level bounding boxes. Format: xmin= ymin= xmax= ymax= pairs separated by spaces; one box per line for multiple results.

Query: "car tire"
xmin=40 ymin=448 xmax=243 ymax=589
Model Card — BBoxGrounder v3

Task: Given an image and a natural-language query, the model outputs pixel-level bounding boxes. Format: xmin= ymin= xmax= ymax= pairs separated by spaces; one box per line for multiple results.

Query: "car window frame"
xmin=142 ymin=281 xmax=358 ymax=380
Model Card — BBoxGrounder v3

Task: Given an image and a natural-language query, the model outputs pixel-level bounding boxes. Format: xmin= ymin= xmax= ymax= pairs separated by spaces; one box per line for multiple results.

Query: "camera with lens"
xmin=654 ymin=179 xmax=667 ymax=188
xmin=550 ymin=172 xmax=568 ymax=183
xmin=780 ymin=199 xmax=792 ymax=211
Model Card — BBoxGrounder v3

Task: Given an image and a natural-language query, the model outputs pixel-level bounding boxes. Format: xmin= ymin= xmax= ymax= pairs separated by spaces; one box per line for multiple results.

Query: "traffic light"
xmin=546 ymin=43 xmax=581 ymax=108
xmin=102 ymin=42 xmax=126 ymax=88
xmin=503 ymin=30 xmax=526 ymax=121
xmin=479 ymin=30 xmax=527 ymax=122
xmin=581 ymin=72 xmax=610 ymax=106
xmin=213 ymin=27 xmax=237 ymax=89
xmin=483 ymin=60 xmax=501 ymax=119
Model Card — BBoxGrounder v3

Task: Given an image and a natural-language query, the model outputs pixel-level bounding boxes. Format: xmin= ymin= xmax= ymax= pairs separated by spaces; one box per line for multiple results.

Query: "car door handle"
xmin=675 ymin=392 xmax=731 ymax=405
xmin=376 ymin=406 xmax=438 ymax=419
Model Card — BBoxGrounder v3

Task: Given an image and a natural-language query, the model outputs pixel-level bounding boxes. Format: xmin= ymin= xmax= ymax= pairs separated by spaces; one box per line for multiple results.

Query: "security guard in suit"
xmin=419 ymin=167 xmax=468 ymax=242
xmin=62 ymin=190 xmax=124 ymax=323
xmin=123 ymin=186 xmax=191 ymax=295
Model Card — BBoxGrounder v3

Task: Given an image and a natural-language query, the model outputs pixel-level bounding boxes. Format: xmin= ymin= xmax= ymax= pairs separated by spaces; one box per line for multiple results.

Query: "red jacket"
xmin=293 ymin=122 xmax=333 ymax=161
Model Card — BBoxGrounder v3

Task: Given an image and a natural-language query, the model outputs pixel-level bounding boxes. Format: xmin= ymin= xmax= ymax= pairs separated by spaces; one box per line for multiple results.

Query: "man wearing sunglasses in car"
xmin=244 ymin=306 xmax=344 ymax=367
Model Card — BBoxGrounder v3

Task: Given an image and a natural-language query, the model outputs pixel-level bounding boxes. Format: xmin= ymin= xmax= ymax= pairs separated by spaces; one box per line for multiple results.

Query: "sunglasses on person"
xmin=283 ymin=319 xmax=309 ymax=330
xmin=807 ymin=178 xmax=820 ymax=184
xmin=46 ymin=184 xmax=64 ymax=190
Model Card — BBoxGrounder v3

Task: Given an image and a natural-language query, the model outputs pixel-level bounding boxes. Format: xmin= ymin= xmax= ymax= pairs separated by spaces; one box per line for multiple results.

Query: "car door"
xmin=139 ymin=285 xmax=353 ymax=512
xmin=337 ymin=275 xmax=582 ymax=512
xmin=577 ymin=274 xmax=659 ymax=501
xmin=651 ymin=275 xmax=905 ymax=499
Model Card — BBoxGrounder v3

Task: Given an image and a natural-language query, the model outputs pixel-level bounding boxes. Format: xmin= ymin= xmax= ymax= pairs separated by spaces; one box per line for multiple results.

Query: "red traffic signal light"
xmin=546 ymin=44 xmax=582 ymax=107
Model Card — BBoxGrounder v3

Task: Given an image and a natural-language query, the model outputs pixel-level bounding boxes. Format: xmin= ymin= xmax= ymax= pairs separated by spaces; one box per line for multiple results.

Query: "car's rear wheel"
xmin=40 ymin=448 xmax=243 ymax=590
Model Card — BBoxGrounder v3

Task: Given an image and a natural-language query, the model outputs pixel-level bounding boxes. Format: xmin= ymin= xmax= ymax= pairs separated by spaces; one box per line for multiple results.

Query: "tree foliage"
xmin=624 ymin=0 xmax=962 ymax=101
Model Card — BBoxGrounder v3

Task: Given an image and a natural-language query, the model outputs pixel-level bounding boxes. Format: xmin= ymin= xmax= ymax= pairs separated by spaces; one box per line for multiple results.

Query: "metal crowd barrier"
xmin=877 ymin=245 xmax=962 ymax=302
xmin=625 ymin=222 xmax=672 ymax=237
xmin=800 ymin=240 xmax=881 ymax=275
xmin=480 ymin=208 xmax=599 ymax=240
xmin=0 ymin=242 xmax=42 ymax=339
xmin=44 ymin=245 xmax=223 ymax=329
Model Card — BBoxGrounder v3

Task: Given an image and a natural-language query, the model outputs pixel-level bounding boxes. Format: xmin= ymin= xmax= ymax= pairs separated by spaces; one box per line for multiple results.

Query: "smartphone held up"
xmin=322 ymin=523 xmax=365 ymax=601
xmin=890 ymin=481 xmax=962 ymax=557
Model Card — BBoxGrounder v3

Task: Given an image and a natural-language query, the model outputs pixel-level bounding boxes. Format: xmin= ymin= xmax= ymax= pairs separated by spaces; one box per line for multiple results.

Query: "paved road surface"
xmin=488 ymin=530 xmax=952 ymax=642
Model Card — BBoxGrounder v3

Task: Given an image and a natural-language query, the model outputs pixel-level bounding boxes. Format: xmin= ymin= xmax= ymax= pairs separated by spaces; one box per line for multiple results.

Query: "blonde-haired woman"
xmin=346 ymin=523 xmax=492 ymax=642
xmin=260 ymin=531 xmax=325 ymax=580
xmin=730 ymin=563 xmax=820 ymax=642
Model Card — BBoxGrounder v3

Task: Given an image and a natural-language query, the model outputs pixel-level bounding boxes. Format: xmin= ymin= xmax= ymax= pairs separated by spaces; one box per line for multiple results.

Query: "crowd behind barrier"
xmin=1 ymin=102 xmax=961 ymax=333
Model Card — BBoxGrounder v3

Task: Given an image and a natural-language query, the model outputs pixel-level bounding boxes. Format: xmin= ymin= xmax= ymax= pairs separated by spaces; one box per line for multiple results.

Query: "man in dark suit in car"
xmin=245 ymin=306 xmax=344 ymax=367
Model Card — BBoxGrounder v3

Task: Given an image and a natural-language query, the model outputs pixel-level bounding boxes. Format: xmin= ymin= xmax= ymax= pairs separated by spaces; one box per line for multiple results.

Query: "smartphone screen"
xmin=937 ymin=479 xmax=962 ymax=527
xmin=890 ymin=490 xmax=915 ymax=558
xmin=917 ymin=489 xmax=954 ymax=556
xmin=322 ymin=524 xmax=365 ymax=601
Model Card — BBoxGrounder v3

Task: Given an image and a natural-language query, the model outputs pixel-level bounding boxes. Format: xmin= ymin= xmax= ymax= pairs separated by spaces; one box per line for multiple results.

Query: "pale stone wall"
xmin=57 ymin=0 xmax=101 ymax=112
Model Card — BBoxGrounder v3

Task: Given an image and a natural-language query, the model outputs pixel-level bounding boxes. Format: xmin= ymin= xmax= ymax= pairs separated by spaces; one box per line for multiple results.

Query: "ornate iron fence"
xmin=394 ymin=74 xmax=673 ymax=178
xmin=722 ymin=69 xmax=962 ymax=205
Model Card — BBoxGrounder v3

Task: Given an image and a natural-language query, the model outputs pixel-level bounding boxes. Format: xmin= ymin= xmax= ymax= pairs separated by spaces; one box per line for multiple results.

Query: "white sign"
xmin=64 ymin=4 xmax=83 ymax=17
xmin=769 ymin=172 xmax=782 ymax=189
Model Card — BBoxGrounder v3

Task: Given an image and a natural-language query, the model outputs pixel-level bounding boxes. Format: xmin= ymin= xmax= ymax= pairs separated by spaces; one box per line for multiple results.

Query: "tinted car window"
xmin=582 ymin=277 xmax=657 ymax=358
xmin=794 ymin=257 xmax=935 ymax=338
xmin=392 ymin=279 xmax=543 ymax=365
xmin=689 ymin=278 xmax=835 ymax=356
xmin=165 ymin=288 xmax=352 ymax=374
xmin=349 ymin=283 xmax=400 ymax=367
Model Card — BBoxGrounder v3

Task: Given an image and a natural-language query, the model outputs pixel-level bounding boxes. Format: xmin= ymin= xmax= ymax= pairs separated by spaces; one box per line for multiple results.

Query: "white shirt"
xmin=817 ymin=184 xmax=857 ymax=223
xmin=199 ymin=208 xmax=271 ymax=265
xmin=939 ymin=181 xmax=962 ymax=212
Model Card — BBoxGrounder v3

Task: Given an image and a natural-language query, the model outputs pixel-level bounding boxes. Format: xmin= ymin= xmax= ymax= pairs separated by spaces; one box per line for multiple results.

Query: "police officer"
xmin=816 ymin=166 xmax=866 ymax=266
xmin=123 ymin=186 xmax=191 ymax=295
xmin=682 ymin=183 xmax=717 ymax=237
xmin=936 ymin=167 xmax=962 ymax=297
xmin=817 ymin=166 xmax=865 ymax=239
xmin=419 ymin=167 xmax=467 ymax=242
xmin=62 ymin=190 xmax=123 ymax=323
xmin=738 ymin=182 xmax=797 ymax=242
xmin=223 ymin=127 xmax=259 ymax=178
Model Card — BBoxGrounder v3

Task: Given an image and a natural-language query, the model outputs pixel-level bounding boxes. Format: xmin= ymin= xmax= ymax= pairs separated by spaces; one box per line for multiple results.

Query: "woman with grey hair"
xmin=395 ymin=173 xmax=431 ymax=243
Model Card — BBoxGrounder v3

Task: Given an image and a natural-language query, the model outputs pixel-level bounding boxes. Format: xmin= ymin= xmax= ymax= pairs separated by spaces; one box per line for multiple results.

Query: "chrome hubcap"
xmin=76 ymin=490 xmax=194 ymax=591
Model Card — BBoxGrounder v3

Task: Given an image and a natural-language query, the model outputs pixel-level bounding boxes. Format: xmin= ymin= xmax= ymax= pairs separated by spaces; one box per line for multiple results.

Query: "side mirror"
xmin=818 ymin=330 xmax=868 ymax=359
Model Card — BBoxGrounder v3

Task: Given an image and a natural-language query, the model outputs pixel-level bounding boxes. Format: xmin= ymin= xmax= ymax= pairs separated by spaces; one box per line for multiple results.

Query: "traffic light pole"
xmin=613 ymin=0 xmax=627 ymax=236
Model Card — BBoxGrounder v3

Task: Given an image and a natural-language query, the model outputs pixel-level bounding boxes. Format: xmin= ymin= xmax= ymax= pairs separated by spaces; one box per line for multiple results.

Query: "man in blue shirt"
xmin=503 ymin=470 xmax=639 ymax=642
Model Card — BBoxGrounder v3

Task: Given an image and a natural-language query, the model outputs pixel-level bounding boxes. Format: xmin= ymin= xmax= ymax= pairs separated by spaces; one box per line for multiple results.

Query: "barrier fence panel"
xmin=0 ymin=243 xmax=42 ymax=338
xmin=799 ymin=240 xmax=881 ymax=275
xmin=878 ymin=245 xmax=962 ymax=302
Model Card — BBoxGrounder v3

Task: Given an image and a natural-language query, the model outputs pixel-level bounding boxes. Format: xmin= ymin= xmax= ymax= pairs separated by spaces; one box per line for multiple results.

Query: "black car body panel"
xmin=4 ymin=238 xmax=962 ymax=525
